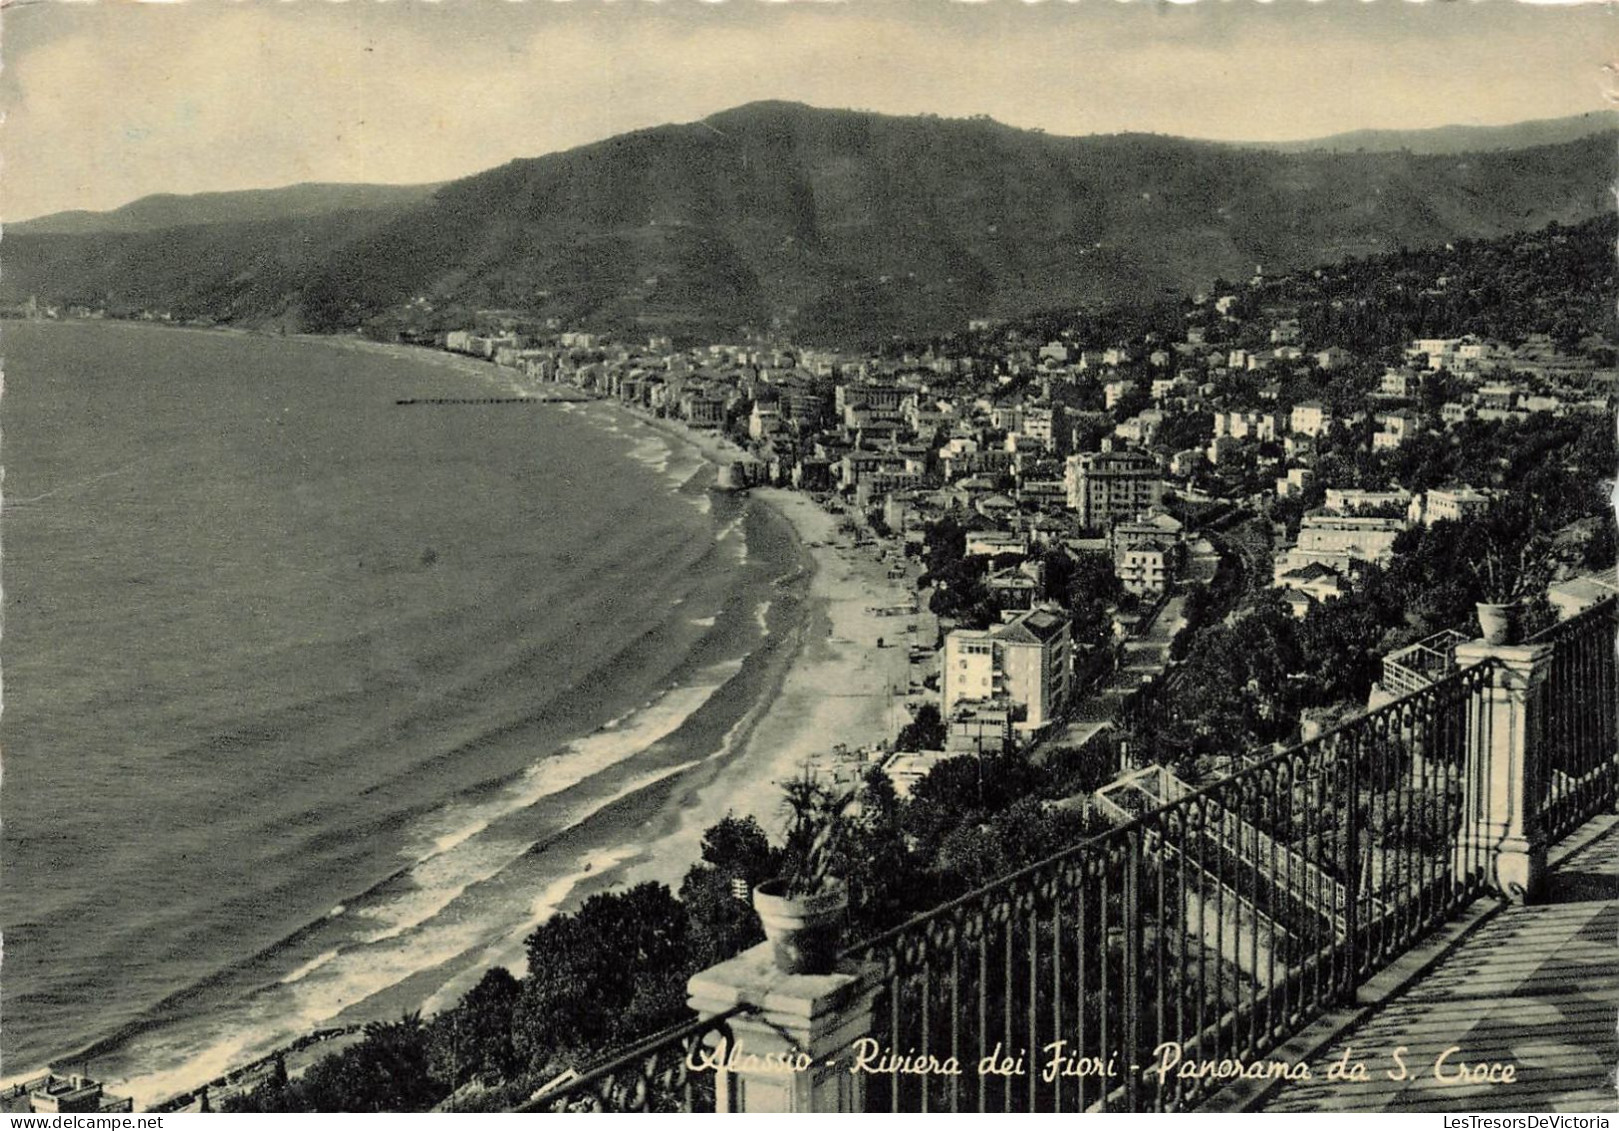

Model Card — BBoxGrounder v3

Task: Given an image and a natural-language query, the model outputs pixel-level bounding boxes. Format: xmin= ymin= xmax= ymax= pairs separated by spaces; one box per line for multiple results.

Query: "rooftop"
xmin=994 ymin=607 xmax=1068 ymax=644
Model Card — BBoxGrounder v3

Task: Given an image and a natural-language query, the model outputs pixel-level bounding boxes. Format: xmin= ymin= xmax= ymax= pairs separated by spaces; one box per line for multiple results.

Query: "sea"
xmin=0 ymin=321 xmax=810 ymax=1104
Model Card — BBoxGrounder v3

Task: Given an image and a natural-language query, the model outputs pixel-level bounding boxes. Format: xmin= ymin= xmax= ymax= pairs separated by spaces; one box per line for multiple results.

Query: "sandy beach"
xmin=617 ymin=486 xmax=919 ymax=887
xmin=350 ymin=340 xmax=919 ymax=852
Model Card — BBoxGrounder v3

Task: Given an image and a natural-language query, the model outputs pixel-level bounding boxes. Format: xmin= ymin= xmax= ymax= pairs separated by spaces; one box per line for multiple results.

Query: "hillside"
xmin=6 ymin=102 xmax=1615 ymax=344
xmin=9 ymin=182 xmax=439 ymax=236
xmin=1250 ymin=111 xmax=1617 ymax=155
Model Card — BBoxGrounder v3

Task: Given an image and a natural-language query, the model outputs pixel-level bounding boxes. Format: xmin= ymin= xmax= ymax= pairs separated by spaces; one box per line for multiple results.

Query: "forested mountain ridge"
xmin=6 ymin=102 xmax=1614 ymax=345
xmin=10 ymin=183 xmax=440 ymax=236
xmin=1246 ymin=110 xmax=1615 ymax=155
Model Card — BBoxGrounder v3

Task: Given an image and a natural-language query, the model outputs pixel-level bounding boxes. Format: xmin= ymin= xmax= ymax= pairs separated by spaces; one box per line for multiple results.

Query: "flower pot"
xmin=751 ymin=878 xmax=848 ymax=975
xmin=1476 ymin=601 xmax=1521 ymax=646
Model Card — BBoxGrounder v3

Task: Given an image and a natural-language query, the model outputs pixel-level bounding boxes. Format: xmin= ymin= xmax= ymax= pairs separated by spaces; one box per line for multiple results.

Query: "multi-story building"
xmin=1064 ymin=450 xmax=1163 ymax=530
xmin=1021 ymin=405 xmax=1066 ymax=454
xmin=1373 ymin=410 xmax=1421 ymax=450
xmin=2 ymin=1076 xmax=132 ymax=1116
xmin=1111 ymin=512 xmax=1184 ymax=596
xmin=1409 ymin=486 xmax=1495 ymax=527
xmin=1409 ymin=337 xmax=1461 ymax=369
xmin=1272 ymin=560 xmax=1349 ymax=612
xmin=1276 ymin=467 xmax=1315 ymax=498
xmin=749 ymin=401 xmax=782 ymax=440
xmin=1170 ymin=448 xmax=1205 ymax=478
xmin=1113 ymin=409 xmax=1164 ymax=447
xmin=1288 ymin=514 xmax=1405 ymax=566
xmin=1325 ymin=487 xmax=1412 ymax=516
xmin=1206 ymin=434 xmax=1240 ymax=465
xmin=835 ymin=382 xmax=905 ymax=416
xmin=683 ymin=393 xmax=727 ymax=429
xmin=987 ymin=566 xmax=1042 ymax=609
xmin=964 ymin=530 xmax=1028 ymax=559
xmin=1380 ymin=368 xmax=1418 ymax=397
xmin=1290 ymin=401 xmax=1330 ymax=437
xmin=1115 ymin=542 xmax=1174 ymax=596
xmin=1440 ymin=401 xmax=1474 ymax=427
xmin=942 ymin=607 xmax=1072 ymax=731
xmin=991 ymin=404 xmax=1025 ymax=432
xmin=1316 ymin=346 xmax=1353 ymax=370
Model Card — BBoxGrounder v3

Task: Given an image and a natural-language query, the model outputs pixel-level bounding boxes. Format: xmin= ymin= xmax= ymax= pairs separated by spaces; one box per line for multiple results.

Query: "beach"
xmin=309 ymin=343 xmax=925 ymax=1003
xmin=617 ymin=485 xmax=919 ymax=886
xmin=325 ymin=340 xmax=923 ymax=846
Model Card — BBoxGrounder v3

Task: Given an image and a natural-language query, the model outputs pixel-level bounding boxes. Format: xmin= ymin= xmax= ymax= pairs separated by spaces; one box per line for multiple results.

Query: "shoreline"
xmin=109 ymin=331 xmax=916 ymax=1109
xmin=614 ymin=484 xmax=917 ymax=888
xmin=294 ymin=334 xmax=921 ymax=860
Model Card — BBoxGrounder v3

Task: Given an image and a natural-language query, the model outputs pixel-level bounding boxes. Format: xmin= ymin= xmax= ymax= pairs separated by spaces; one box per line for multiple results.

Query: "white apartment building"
xmin=942 ymin=607 xmax=1073 ymax=731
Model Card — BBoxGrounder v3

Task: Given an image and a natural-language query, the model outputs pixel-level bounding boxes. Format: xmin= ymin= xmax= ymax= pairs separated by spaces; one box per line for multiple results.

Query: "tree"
xmin=1156 ymin=410 xmax=1214 ymax=455
xmin=1067 ymin=552 xmax=1121 ymax=608
xmin=1043 ymin=741 xmax=1119 ymax=796
xmin=896 ymin=702 xmax=947 ymax=751
xmin=511 ymin=883 xmax=692 ymax=1070
xmin=1038 ymin=547 xmax=1077 ymax=604
xmin=835 ymin=767 xmax=927 ymax=939
xmin=1111 ymin=382 xmax=1152 ymax=422
xmin=1295 ymin=595 xmax=1388 ymax=706
xmin=310 ymin=1014 xmax=441 ymax=1112
xmin=676 ymin=814 xmax=775 ymax=970
xmin=697 ymin=814 xmax=776 ymax=886
xmin=426 ymin=968 xmax=521 ymax=1089
xmin=225 ymin=1016 xmax=446 ymax=1113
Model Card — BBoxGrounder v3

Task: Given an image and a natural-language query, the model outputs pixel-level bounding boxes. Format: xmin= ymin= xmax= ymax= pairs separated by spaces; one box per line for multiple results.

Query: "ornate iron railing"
xmin=514 ymin=1004 xmax=751 ymax=1113
xmin=1531 ymin=596 xmax=1618 ymax=845
xmin=500 ymin=600 xmax=1613 ymax=1115
xmin=837 ymin=660 xmax=1495 ymax=1113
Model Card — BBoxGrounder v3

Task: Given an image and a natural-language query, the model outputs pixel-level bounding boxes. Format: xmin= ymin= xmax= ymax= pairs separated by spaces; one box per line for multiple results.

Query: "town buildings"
xmin=1064 ymin=449 xmax=1163 ymax=530
xmin=1409 ymin=486 xmax=1495 ymax=526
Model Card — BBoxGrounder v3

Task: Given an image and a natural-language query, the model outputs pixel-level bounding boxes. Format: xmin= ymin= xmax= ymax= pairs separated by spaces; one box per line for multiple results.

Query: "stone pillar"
xmin=1454 ymin=639 xmax=1553 ymax=903
xmin=686 ymin=942 xmax=882 ymax=1114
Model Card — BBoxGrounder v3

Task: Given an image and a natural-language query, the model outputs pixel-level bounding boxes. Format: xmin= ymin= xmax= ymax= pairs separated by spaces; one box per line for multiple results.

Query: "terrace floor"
xmin=1262 ymin=816 xmax=1619 ymax=1113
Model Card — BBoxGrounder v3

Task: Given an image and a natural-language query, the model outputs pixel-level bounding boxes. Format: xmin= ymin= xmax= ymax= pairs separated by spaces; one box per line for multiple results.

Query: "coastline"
xmin=115 ymin=330 xmax=918 ymax=1108
xmin=614 ymin=484 xmax=917 ymax=889
xmin=303 ymin=335 xmax=920 ymax=849
xmin=522 ymin=395 xmax=919 ymax=863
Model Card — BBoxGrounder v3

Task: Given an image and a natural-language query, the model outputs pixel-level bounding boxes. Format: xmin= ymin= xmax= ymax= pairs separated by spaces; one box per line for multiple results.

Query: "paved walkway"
xmin=1263 ymin=817 xmax=1618 ymax=1113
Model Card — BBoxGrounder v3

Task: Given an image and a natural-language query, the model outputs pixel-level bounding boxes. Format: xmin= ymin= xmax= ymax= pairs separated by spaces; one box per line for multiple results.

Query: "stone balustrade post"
xmin=686 ymin=942 xmax=882 ymax=1114
xmin=1453 ymin=639 xmax=1554 ymax=903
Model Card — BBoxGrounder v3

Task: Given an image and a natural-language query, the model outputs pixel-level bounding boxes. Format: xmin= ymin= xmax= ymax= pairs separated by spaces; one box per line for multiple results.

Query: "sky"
xmin=2 ymin=0 xmax=1614 ymax=221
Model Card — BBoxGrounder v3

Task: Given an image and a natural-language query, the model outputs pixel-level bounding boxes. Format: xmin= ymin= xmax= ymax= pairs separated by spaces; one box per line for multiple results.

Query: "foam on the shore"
xmin=276 ymin=759 xmax=705 ymax=1027
xmin=57 ymin=339 xmax=910 ymax=1110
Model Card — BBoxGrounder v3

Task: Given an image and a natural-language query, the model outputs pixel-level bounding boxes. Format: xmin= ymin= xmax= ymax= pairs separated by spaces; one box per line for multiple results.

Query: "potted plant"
xmin=752 ymin=773 xmax=855 ymax=975
xmin=1468 ymin=503 xmax=1554 ymax=645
